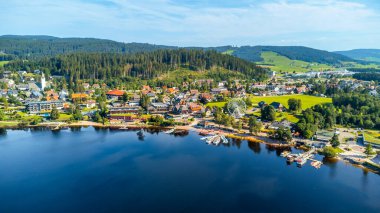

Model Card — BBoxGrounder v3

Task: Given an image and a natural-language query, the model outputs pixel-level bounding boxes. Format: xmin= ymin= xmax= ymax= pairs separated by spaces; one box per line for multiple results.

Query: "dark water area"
xmin=0 ymin=127 xmax=379 ymax=213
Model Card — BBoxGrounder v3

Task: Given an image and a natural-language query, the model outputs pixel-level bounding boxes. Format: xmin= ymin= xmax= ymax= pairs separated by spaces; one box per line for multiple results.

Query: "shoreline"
xmin=1 ymin=121 xmax=379 ymax=175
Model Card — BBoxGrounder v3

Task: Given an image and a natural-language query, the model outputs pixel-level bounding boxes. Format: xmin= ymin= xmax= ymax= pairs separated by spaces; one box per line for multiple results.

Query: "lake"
xmin=0 ymin=127 xmax=379 ymax=213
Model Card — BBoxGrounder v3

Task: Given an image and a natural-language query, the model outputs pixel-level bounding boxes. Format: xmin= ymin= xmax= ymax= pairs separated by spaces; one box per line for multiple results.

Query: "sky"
xmin=1 ymin=0 xmax=380 ymax=51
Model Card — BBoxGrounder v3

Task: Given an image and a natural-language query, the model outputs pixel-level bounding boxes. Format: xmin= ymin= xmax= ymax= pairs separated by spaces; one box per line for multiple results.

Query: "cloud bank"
xmin=1 ymin=0 xmax=379 ymax=50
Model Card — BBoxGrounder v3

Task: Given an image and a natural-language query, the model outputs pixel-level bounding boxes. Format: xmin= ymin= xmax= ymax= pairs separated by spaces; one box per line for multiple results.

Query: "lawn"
xmin=251 ymin=94 xmax=332 ymax=110
xmin=57 ymin=113 xmax=72 ymax=121
xmin=205 ymin=101 xmax=227 ymax=108
xmin=222 ymin=50 xmax=235 ymax=55
xmin=0 ymin=61 xmax=9 ymax=67
xmin=276 ymin=112 xmax=299 ymax=123
xmin=0 ymin=121 xmax=19 ymax=127
xmin=257 ymin=52 xmax=333 ymax=73
xmin=364 ymin=130 xmax=380 ymax=144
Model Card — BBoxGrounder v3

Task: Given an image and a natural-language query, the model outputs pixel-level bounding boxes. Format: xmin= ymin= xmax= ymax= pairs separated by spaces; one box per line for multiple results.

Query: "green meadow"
xmin=0 ymin=61 xmax=9 ymax=67
xmin=250 ymin=94 xmax=332 ymax=110
xmin=257 ymin=51 xmax=333 ymax=73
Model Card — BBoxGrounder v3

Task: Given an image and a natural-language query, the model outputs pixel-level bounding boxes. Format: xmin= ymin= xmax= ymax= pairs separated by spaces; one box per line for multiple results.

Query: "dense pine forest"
xmin=4 ymin=49 xmax=268 ymax=82
xmin=0 ymin=35 xmax=358 ymax=66
xmin=0 ymin=35 xmax=175 ymax=59
xmin=353 ymin=72 xmax=380 ymax=82
xmin=225 ymin=46 xmax=355 ymax=64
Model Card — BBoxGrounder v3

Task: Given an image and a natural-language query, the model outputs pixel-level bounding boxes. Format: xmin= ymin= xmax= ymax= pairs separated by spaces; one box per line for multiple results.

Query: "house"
xmin=17 ymin=71 xmax=27 ymax=76
xmin=258 ymin=101 xmax=266 ymax=108
xmin=132 ymin=94 xmax=141 ymax=102
xmin=82 ymin=83 xmax=90 ymax=89
xmin=30 ymin=90 xmax=43 ymax=99
xmin=1 ymin=71 xmax=12 ymax=78
xmin=86 ymin=100 xmax=96 ymax=108
xmin=28 ymin=83 xmax=40 ymax=91
xmin=188 ymin=102 xmax=202 ymax=113
xmin=190 ymin=89 xmax=199 ymax=95
xmin=369 ymin=90 xmax=379 ymax=97
xmin=106 ymin=89 xmax=124 ymax=100
xmin=92 ymin=84 xmax=100 ymax=89
xmin=109 ymin=106 xmax=141 ymax=114
xmin=270 ymin=102 xmax=285 ymax=111
xmin=141 ymin=85 xmax=152 ymax=92
xmin=0 ymin=79 xmax=15 ymax=87
xmin=16 ymin=84 xmax=29 ymax=91
xmin=149 ymin=102 xmax=170 ymax=114
xmin=26 ymin=100 xmax=64 ymax=113
xmin=7 ymin=90 xmax=18 ymax=97
xmin=173 ymin=104 xmax=189 ymax=115
xmin=45 ymin=90 xmax=59 ymax=101
xmin=71 ymin=93 xmax=88 ymax=102
xmin=167 ymin=88 xmax=177 ymax=94
xmin=200 ymin=93 xmax=213 ymax=103
xmin=269 ymin=120 xmax=292 ymax=130
xmin=59 ymin=90 xmax=69 ymax=100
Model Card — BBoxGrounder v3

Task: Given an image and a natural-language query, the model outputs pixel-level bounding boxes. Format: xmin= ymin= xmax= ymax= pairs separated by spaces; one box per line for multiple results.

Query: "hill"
xmin=0 ymin=35 xmax=355 ymax=63
xmin=216 ymin=46 xmax=354 ymax=65
xmin=335 ymin=49 xmax=380 ymax=63
xmin=4 ymin=49 xmax=268 ymax=83
xmin=0 ymin=35 xmax=176 ymax=59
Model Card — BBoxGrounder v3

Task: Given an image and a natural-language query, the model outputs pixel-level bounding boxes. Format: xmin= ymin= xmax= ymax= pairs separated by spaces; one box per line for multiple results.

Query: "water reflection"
xmin=247 ymin=142 xmax=261 ymax=154
xmin=0 ymin=128 xmax=6 ymax=137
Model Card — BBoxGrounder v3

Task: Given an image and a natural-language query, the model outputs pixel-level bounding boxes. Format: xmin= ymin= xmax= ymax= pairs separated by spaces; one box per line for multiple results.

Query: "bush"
xmin=321 ymin=146 xmax=342 ymax=158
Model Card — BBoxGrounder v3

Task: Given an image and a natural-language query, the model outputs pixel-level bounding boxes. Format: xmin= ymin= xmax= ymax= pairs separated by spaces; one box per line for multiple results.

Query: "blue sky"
xmin=1 ymin=0 xmax=380 ymax=51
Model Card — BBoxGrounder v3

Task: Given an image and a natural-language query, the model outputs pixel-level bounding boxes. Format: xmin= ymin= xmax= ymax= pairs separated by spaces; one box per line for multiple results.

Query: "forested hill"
xmin=0 ymin=35 xmax=356 ymax=66
xmin=0 ymin=35 xmax=176 ymax=59
xmin=335 ymin=49 xmax=380 ymax=62
xmin=222 ymin=46 xmax=355 ymax=65
xmin=4 ymin=49 xmax=268 ymax=82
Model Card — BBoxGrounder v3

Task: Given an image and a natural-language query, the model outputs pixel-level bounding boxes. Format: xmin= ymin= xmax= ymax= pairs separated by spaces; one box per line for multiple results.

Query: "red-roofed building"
xmin=107 ymin=90 xmax=125 ymax=100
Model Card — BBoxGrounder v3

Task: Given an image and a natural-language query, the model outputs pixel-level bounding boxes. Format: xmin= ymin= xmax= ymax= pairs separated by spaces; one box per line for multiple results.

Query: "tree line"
xmin=4 ymin=49 xmax=268 ymax=88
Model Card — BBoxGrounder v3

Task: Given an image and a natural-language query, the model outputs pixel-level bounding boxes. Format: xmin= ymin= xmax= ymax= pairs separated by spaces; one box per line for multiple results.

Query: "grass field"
xmin=222 ymin=50 xmax=235 ymax=55
xmin=364 ymin=131 xmax=380 ymax=144
xmin=0 ymin=121 xmax=19 ymax=127
xmin=0 ymin=61 xmax=9 ymax=67
xmin=205 ymin=101 xmax=227 ymax=108
xmin=206 ymin=95 xmax=331 ymax=116
xmin=57 ymin=113 xmax=72 ymax=121
xmin=257 ymin=52 xmax=333 ymax=73
xmin=251 ymin=94 xmax=332 ymax=110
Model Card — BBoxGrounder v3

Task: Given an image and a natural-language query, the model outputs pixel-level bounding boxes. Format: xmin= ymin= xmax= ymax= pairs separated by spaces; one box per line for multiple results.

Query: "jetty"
xmin=282 ymin=148 xmax=322 ymax=168
xmin=201 ymin=134 xmax=229 ymax=145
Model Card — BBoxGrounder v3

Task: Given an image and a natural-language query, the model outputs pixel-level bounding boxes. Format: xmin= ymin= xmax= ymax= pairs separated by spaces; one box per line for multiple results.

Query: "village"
xmin=1 ymin=69 xmax=380 ymax=172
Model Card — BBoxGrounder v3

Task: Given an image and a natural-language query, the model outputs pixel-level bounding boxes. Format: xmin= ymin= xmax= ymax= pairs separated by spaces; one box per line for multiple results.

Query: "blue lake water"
xmin=0 ymin=127 xmax=379 ymax=213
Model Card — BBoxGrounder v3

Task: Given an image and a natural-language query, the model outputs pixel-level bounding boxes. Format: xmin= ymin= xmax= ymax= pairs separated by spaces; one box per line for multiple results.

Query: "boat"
xmin=205 ymin=135 xmax=217 ymax=144
xmin=213 ymin=136 xmax=222 ymax=145
xmin=296 ymin=157 xmax=307 ymax=167
xmin=119 ymin=126 xmax=129 ymax=130
xmin=164 ymin=128 xmax=175 ymax=134
xmin=51 ymin=126 xmax=61 ymax=131
xmin=311 ymin=161 xmax=322 ymax=169
xmin=286 ymin=154 xmax=296 ymax=163
xmin=281 ymin=151 xmax=290 ymax=157
xmin=220 ymin=135 xmax=229 ymax=144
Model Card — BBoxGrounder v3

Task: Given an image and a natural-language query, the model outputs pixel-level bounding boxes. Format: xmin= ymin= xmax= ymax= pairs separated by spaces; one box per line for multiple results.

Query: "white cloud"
xmin=1 ymin=0 xmax=380 ymax=50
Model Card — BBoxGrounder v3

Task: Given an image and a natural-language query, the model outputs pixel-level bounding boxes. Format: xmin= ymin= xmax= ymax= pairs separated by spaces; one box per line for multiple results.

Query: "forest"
xmin=296 ymin=92 xmax=380 ymax=138
xmin=0 ymin=35 xmax=175 ymax=59
xmin=353 ymin=72 xmax=380 ymax=82
xmin=3 ymin=49 xmax=268 ymax=89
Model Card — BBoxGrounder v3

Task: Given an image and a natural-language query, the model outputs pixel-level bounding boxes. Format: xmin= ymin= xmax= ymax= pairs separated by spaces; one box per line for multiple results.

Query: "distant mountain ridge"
xmin=0 ymin=35 xmax=176 ymax=59
xmin=0 ymin=35 xmax=356 ymax=65
xmin=335 ymin=49 xmax=380 ymax=63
